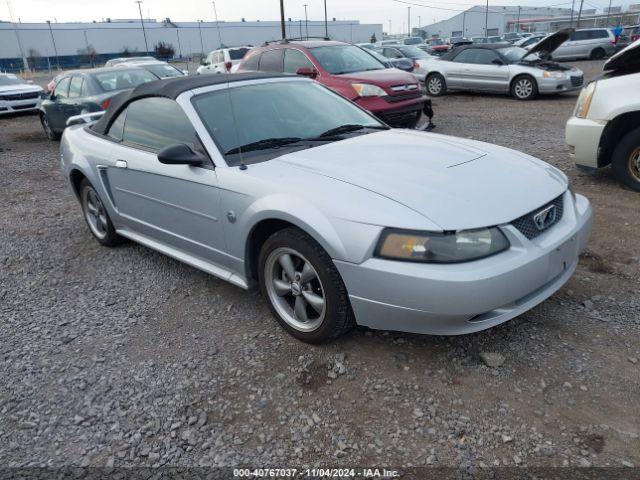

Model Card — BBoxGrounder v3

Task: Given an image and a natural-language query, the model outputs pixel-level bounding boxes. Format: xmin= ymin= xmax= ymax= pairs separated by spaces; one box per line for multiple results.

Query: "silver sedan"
xmin=60 ymin=73 xmax=592 ymax=343
xmin=423 ymin=29 xmax=585 ymax=100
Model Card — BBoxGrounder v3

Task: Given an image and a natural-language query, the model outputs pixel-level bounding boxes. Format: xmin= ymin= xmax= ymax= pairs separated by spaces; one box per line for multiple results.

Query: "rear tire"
xmin=79 ymin=179 xmax=124 ymax=246
xmin=611 ymin=128 xmax=640 ymax=192
xmin=40 ymin=113 xmax=60 ymax=141
xmin=426 ymin=73 xmax=446 ymax=97
xmin=258 ymin=227 xmax=354 ymax=344
xmin=511 ymin=75 xmax=537 ymax=100
xmin=590 ymin=48 xmax=606 ymax=60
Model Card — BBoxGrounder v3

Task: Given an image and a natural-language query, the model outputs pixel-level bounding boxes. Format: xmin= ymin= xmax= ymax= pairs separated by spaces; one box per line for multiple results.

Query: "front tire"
xmin=40 ymin=113 xmax=60 ymax=140
xmin=79 ymin=179 xmax=123 ymax=246
xmin=590 ymin=48 xmax=606 ymax=60
xmin=258 ymin=227 xmax=354 ymax=343
xmin=611 ymin=128 xmax=640 ymax=192
xmin=511 ymin=75 xmax=537 ymax=100
xmin=426 ymin=73 xmax=446 ymax=97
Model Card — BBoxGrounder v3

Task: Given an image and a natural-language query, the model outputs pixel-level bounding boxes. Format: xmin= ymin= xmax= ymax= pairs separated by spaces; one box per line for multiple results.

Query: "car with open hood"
xmin=566 ymin=38 xmax=640 ymax=191
xmin=422 ymin=28 xmax=584 ymax=100
xmin=59 ymin=73 xmax=591 ymax=343
xmin=0 ymin=73 xmax=44 ymax=115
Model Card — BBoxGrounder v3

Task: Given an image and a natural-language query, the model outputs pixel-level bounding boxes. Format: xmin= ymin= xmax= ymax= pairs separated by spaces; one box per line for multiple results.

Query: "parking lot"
xmin=1 ymin=59 xmax=639 ymax=471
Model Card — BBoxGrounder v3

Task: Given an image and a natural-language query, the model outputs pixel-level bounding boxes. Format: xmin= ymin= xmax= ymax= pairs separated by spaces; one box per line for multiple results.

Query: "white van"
xmin=553 ymin=28 xmax=616 ymax=60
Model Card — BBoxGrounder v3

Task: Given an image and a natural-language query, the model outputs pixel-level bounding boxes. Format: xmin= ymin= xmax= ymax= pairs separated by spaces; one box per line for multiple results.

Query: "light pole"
xmin=516 ymin=6 xmax=521 ymax=33
xmin=323 ymin=0 xmax=328 ymax=39
xmin=576 ymin=0 xmax=585 ymax=29
xmin=570 ymin=0 xmax=576 ymax=28
xmin=484 ymin=0 xmax=489 ymax=38
xmin=46 ymin=20 xmax=60 ymax=70
xmin=407 ymin=7 xmax=411 ymax=36
xmin=280 ymin=0 xmax=286 ymax=39
xmin=212 ymin=1 xmax=223 ymax=48
xmin=303 ymin=4 xmax=309 ymax=40
xmin=197 ymin=20 xmax=204 ymax=57
xmin=605 ymin=0 xmax=612 ymax=26
xmin=462 ymin=11 xmax=466 ymax=36
xmin=135 ymin=0 xmax=149 ymax=54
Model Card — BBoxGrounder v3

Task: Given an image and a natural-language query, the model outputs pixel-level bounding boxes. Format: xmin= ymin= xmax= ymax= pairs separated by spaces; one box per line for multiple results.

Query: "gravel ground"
xmin=1 ymin=59 xmax=639 ymax=473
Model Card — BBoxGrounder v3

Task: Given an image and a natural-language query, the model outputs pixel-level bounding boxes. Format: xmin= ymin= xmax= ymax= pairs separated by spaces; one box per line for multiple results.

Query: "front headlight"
xmin=352 ymin=83 xmax=387 ymax=97
xmin=543 ymin=71 xmax=566 ymax=79
xmin=375 ymin=227 xmax=510 ymax=263
xmin=574 ymin=81 xmax=597 ymax=119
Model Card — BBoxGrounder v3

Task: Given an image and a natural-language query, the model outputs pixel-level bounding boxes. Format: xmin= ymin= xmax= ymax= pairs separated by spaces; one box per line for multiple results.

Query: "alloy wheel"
xmin=82 ymin=186 xmax=108 ymax=240
xmin=514 ymin=78 xmax=533 ymax=99
xmin=264 ymin=247 xmax=326 ymax=332
xmin=427 ymin=77 xmax=442 ymax=95
xmin=629 ymin=146 xmax=640 ymax=182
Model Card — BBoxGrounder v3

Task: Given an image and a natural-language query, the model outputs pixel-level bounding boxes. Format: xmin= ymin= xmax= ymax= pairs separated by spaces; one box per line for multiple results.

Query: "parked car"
xmin=60 ymin=73 xmax=592 ymax=343
xmin=502 ymin=32 xmax=522 ymax=43
xmin=39 ymin=67 xmax=157 ymax=140
xmin=552 ymin=28 xmax=616 ymax=60
xmin=513 ymin=34 xmax=548 ymax=49
xmin=448 ymin=37 xmax=473 ymax=48
xmin=377 ymin=40 xmax=402 ymax=46
xmin=197 ymin=47 xmax=251 ymax=75
xmin=378 ymin=45 xmax=432 ymax=81
xmin=0 ymin=73 xmax=44 ymax=115
xmin=566 ymin=39 xmax=640 ymax=191
xmin=366 ymin=47 xmax=415 ymax=73
xmin=236 ymin=40 xmax=427 ymax=128
xmin=423 ymin=29 xmax=584 ymax=100
xmin=105 ymin=56 xmax=156 ymax=67
xmin=472 ymin=36 xmax=505 ymax=44
xmin=114 ymin=60 xmax=187 ymax=78
xmin=402 ymin=36 xmax=424 ymax=45
xmin=624 ymin=24 xmax=639 ymax=42
xmin=47 ymin=71 xmax=78 ymax=94
xmin=424 ymin=38 xmax=451 ymax=55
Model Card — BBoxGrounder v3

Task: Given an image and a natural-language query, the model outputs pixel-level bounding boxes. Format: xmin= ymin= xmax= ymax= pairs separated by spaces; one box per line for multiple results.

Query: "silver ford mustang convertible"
xmin=60 ymin=72 xmax=592 ymax=343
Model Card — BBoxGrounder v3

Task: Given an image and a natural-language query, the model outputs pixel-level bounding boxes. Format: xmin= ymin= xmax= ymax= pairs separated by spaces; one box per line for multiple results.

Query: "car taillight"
xmin=413 ymin=60 xmax=419 ymax=70
xmin=101 ymin=98 xmax=111 ymax=110
xmin=225 ymin=61 xmax=232 ymax=71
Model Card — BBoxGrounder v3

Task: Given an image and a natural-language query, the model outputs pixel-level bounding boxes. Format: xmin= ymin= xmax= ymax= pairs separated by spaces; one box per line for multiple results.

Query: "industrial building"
xmin=0 ymin=18 xmax=383 ymax=72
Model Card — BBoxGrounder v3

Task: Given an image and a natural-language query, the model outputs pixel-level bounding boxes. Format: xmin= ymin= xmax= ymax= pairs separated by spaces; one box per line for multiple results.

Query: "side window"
xmin=383 ymin=48 xmax=403 ymax=59
xmin=242 ymin=52 xmax=261 ymax=71
xmin=572 ymin=31 xmax=588 ymax=41
xmin=54 ymin=76 xmax=71 ymax=99
xmin=68 ymin=76 xmax=84 ymax=98
xmin=80 ymin=77 xmax=91 ymax=97
xmin=472 ymin=49 xmax=500 ymax=65
xmin=107 ymin=109 xmax=126 ymax=141
xmin=283 ymin=49 xmax=314 ymax=73
xmin=259 ymin=49 xmax=284 ymax=72
xmin=594 ymin=30 xmax=609 ymax=39
xmin=122 ymin=97 xmax=197 ymax=151
xmin=452 ymin=49 xmax=474 ymax=63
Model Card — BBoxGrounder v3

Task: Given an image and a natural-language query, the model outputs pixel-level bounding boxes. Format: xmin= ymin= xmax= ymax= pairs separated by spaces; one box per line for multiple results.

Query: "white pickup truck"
xmin=566 ymin=39 xmax=640 ymax=191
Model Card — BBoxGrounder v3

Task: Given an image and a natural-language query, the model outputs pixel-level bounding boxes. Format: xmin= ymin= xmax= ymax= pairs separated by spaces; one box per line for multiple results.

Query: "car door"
xmin=457 ymin=48 xmax=509 ymax=92
xmin=446 ymin=49 xmax=474 ymax=88
xmin=212 ymin=51 xmax=225 ymax=74
xmin=65 ymin=75 xmax=86 ymax=118
xmin=47 ymin=76 xmax=71 ymax=131
xmin=103 ymin=97 xmax=229 ymax=268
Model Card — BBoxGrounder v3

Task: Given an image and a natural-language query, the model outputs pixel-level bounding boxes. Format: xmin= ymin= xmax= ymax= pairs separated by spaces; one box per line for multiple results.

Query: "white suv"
xmin=196 ymin=47 xmax=251 ymax=75
xmin=566 ymin=40 xmax=640 ymax=191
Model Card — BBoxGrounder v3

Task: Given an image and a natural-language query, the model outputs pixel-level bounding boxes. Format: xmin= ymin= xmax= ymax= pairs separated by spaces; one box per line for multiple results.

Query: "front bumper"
xmin=334 ymin=192 xmax=592 ymax=335
xmin=537 ymin=74 xmax=584 ymax=94
xmin=565 ymin=116 xmax=607 ymax=168
xmin=0 ymin=98 xmax=41 ymax=115
xmin=357 ymin=95 xmax=427 ymax=128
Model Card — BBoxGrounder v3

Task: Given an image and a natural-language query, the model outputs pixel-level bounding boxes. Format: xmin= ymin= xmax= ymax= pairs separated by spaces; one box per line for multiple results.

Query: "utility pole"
xmin=303 ymin=4 xmax=309 ymax=39
xmin=279 ymin=0 xmax=286 ymax=39
xmin=576 ymin=0 xmax=585 ymax=29
xmin=197 ymin=20 xmax=204 ymax=57
xmin=135 ymin=0 xmax=149 ymax=54
xmin=516 ymin=6 xmax=521 ymax=33
xmin=462 ymin=11 xmax=466 ymax=36
xmin=46 ymin=20 xmax=60 ymax=70
xmin=407 ymin=7 xmax=411 ymax=36
xmin=570 ymin=0 xmax=576 ymax=27
xmin=212 ymin=1 xmax=223 ymax=48
xmin=485 ymin=0 xmax=489 ymax=37
xmin=605 ymin=0 xmax=612 ymax=26
xmin=323 ymin=0 xmax=328 ymax=38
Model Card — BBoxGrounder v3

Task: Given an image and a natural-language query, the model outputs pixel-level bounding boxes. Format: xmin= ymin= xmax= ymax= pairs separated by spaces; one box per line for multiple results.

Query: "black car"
xmin=39 ymin=67 xmax=156 ymax=140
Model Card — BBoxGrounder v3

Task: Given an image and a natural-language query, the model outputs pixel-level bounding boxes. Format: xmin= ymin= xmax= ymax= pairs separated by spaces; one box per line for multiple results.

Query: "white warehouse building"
xmin=415 ymin=5 xmax=573 ymax=39
xmin=0 ymin=18 xmax=383 ymax=72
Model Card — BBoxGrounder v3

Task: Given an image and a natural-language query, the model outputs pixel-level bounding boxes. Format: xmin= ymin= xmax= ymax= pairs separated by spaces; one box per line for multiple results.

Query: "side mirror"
xmin=157 ymin=143 xmax=205 ymax=166
xmin=491 ymin=58 xmax=504 ymax=65
xmin=296 ymin=67 xmax=318 ymax=79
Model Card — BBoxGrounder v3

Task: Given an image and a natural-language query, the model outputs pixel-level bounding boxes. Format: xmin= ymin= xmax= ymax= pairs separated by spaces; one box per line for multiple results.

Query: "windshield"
xmin=229 ymin=48 xmax=250 ymax=60
xmin=310 ymin=45 xmax=385 ymax=74
xmin=396 ymin=46 xmax=430 ymax=59
xmin=498 ymin=46 xmax=540 ymax=62
xmin=144 ymin=64 xmax=184 ymax=78
xmin=192 ymin=81 xmax=384 ymax=165
xmin=93 ymin=69 xmax=157 ymax=92
xmin=0 ymin=74 xmax=26 ymax=86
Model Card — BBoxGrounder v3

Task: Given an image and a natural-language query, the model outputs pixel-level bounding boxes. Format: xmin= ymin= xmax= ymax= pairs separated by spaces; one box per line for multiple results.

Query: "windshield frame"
xmin=186 ymin=78 xmax=386 ymax=167
xmin=308 ymin=44 xmax=387 ymax=75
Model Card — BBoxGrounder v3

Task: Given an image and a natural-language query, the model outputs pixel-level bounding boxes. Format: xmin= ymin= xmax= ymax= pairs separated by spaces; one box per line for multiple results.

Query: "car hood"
xmin=0 ymin=84 xmax=42 ymax=94
xmin=523 ymin=28 xmax=573 ymax=59
xmin=275 ymin=130 xmax=567 ymax=230
xmin=604 ymin=37 xmax=640 ymax=72
xmin=335 ymin=68 xmax=419 ymax=87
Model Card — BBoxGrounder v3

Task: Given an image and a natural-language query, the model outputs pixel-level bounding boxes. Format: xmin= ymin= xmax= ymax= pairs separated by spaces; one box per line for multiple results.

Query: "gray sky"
xmin=3 ymin=0 xmax=632 ymax=34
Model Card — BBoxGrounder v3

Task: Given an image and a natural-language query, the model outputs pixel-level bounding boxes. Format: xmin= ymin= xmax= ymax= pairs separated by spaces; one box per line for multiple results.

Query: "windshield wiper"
xmin=314 ymin=124 xmax=388 ymax=139
xmin=225 ymin=137 xmax=303 ymax=155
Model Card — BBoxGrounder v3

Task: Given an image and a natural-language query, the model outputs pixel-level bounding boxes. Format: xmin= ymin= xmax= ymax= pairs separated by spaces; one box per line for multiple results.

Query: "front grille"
xmin=378 ymin=109 xmax=421 ymax=128
xmin=511 ymin=195 xmax=564 ymax=240
xmin=12 ymin=103 xmax=37 ymax=110
xmin=1 ymin=91 xmax=40 ymax=101
xmin=390 ymin=84 xmax=419 ymax=93
xmin=571 ymin=75 xmax=584 ymax=87
xmin=383 ymin=92 xmax=423 ymax=103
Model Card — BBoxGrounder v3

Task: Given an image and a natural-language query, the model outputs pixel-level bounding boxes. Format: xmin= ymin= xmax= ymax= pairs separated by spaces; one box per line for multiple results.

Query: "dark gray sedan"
xmin=39 ymin=67 xmax=156 ymax=140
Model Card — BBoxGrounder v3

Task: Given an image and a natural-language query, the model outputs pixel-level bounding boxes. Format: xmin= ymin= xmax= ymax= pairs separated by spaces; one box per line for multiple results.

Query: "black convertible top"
xmin=92 ymin=72 xmax=292 ymax=135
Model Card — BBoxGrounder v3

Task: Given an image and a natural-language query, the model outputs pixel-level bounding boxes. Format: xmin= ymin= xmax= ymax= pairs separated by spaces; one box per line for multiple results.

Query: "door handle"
xmin=115 ymin=160 xmax=128 ymax=169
